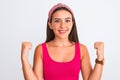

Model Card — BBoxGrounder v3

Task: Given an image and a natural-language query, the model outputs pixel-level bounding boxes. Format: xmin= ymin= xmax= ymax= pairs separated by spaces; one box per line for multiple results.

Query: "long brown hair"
xmin=45 ymin=7 xmax=79 ymax=43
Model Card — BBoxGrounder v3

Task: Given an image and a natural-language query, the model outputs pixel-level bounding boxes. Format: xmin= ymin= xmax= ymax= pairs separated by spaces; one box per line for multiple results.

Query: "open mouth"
xmin=58 ymin=30 xmax=67 ymax=34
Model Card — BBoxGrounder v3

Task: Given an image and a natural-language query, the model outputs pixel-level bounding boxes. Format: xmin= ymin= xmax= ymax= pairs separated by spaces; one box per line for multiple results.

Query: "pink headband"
xmin=48 ymin=3 xmax=74 ymax=21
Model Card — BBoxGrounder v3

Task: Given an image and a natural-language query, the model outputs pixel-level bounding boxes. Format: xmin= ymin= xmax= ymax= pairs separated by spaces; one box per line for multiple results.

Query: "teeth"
xmin=59 ymin=30 xmax=66 ymax=33
xmin=60 ymin=30 xmax=65 ymax=32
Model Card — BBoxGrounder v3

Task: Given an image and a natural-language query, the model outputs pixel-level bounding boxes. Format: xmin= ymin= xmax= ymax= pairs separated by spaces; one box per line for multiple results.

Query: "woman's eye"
xmin=55 ymin=20 xmax=60 ymax=23
xmin=66 ymin=20 xmax=70 ymax=23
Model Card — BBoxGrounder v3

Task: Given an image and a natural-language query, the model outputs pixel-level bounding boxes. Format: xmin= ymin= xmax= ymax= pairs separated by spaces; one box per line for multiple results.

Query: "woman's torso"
xmin=42 ymin=42 xmax=81 ymax=80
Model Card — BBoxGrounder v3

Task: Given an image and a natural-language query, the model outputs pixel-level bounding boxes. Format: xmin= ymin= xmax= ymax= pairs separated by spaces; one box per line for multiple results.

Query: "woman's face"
xmin=48 ymin=10 xmax=74 ymax=39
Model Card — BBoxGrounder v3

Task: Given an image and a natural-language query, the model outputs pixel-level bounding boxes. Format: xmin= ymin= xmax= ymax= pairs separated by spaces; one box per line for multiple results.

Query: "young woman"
xmin=21 ymin=3 xmax=104 ymax=80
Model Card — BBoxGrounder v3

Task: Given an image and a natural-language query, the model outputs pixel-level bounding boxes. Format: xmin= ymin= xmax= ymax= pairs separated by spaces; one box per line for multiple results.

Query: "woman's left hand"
xmin=94 ymin=42 xmax=104 ymax=60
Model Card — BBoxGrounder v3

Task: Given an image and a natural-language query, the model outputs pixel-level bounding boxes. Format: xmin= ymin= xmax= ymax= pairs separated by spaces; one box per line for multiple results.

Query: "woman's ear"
xmin=48 ymin=22 xmax=53 ymax=30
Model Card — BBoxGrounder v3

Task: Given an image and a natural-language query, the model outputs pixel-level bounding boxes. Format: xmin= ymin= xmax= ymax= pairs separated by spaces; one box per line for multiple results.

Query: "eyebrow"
xmin=54 ymin=17 xmax=72 ymax=20
xmin=65 ymin=17 xmax=72 ymax=19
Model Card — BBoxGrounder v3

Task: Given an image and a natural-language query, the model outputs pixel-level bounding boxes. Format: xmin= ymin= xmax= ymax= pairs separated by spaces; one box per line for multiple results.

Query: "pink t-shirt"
xmin=42 ymin=43 xmax=81 ymax=80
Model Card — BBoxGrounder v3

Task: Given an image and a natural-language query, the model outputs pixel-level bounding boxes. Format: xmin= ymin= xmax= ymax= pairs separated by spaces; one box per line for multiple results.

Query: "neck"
xmin=52 ymin=38 xmax=72 ymax=47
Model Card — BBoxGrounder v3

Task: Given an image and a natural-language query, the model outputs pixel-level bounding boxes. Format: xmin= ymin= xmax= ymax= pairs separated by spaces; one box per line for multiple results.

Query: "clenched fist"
xmin=21 ymin=42 xmax=32 ymax=58
xmin=94 ymin=42 xmax=104 ymax=60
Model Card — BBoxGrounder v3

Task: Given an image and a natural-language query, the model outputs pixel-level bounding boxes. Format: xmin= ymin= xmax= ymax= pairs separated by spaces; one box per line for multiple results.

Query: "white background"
xmin=0 ymin=0 xmax=120 ymax=80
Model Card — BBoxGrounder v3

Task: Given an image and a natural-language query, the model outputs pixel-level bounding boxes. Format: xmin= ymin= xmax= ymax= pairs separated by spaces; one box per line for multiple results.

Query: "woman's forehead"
xmin=52 ymin=10 xmax=72 ymax=19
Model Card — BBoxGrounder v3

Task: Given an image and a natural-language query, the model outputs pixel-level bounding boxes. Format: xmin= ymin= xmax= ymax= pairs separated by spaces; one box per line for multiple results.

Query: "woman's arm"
xmin=21 ymin=42 xmax=43 ymax=80
xmin=80 ymin=42 xmax=104 ymax=80
xmin=33 ymin=44 xmax=43 ymax=80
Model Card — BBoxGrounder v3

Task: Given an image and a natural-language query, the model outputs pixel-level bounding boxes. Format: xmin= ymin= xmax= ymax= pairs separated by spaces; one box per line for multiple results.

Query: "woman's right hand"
xmin=21 ymin=42 xmax=32 ymax=59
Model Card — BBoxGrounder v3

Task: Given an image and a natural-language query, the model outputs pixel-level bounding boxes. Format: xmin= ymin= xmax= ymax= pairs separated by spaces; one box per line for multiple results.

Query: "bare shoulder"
xmin=35 ymin=44 xmax=42 ymax=51
xmin=80 ymin=43 xmax=87 ymax=50
xmin=79 ymin=43 xmax=89 ymax=59
xmin=34 ymin=43 xmax=43 ymax=58
xmin=33 ymin=43 xmax=43 ymax=67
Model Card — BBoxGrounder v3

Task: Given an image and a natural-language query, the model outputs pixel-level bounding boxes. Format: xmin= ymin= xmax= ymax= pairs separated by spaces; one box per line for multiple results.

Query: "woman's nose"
xmin=60 ymin=21 xmax=65 ymax=29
